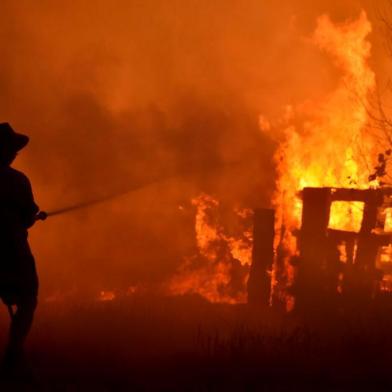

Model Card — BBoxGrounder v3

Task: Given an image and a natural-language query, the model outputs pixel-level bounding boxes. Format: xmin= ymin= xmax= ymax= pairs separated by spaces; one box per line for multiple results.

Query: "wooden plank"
xmin=247 ymin=208 xmax=275 ymax=306
xmin=296 ymin=188 xmax=332 ymax=310
xmin=299 ymin=187 xmax=392 ymax=203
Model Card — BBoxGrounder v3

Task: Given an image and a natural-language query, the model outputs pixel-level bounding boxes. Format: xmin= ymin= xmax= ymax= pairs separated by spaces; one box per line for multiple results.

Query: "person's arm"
xmin=19 ymin=175 xmax=39 ymax=228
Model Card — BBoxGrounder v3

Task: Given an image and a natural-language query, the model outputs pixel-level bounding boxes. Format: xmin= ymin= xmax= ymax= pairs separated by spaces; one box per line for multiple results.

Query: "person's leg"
xmin=5 ymin=296 xmax=37 ymax=363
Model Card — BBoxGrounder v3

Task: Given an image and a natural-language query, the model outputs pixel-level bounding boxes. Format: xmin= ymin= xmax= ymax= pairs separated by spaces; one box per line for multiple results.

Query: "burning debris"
xmin=168 ymin=194 xmax=252 ymax=304
xmin=293 ymin=187 xmax=392 ymax=311
xmin=257 ymin=11 xmax=385 ymax=310
xmin=167 ymin=11 xmax=392 ymax=312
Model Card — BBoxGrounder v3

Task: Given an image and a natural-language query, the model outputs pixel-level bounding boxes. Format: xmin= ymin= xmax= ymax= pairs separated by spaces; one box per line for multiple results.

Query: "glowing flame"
xmin=169 ymin=194 xmax=252 ymax=304
xmin=275 ymin=11 xmax=375 ymax=228
xmin=99 ymin=290 xmax=116 ymax=301
xmin=261 ymin=11 xmax=378 ymax=301
xmin=328 ymin=201 xmax=364 ymax=232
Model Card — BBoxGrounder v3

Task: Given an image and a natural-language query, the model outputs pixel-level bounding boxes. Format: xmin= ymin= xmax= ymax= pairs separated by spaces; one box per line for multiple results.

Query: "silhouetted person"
xmin=0 ymin=123 xmax=45 ymax=369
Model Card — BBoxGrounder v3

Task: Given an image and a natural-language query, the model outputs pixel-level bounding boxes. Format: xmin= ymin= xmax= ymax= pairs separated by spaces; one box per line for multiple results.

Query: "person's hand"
xmin=36 ymin=211 xmax=48 ymax=221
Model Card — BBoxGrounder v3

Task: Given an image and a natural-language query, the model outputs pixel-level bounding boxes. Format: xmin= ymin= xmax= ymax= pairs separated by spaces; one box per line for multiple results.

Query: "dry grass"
xmin=0 ymin=294 xmax=391 ymax=390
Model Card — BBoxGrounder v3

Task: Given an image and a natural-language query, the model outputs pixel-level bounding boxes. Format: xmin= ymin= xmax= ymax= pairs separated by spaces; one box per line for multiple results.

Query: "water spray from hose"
xmin=35 ymin=160 xmax=244 ymax=221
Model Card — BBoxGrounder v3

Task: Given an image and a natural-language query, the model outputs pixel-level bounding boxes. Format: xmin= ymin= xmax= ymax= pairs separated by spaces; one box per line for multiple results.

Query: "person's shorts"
xmin=0 ymin=273 xmax=38 ymax=306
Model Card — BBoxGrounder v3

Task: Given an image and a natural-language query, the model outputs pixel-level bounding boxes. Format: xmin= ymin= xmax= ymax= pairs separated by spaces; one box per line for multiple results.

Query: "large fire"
xmin=169 ymin=11 xmax=384 ymax=306
xmin=258 ymin=11 xmax=382 ymax=305
xmin=270 ymin=11 xmax=376 ymax=241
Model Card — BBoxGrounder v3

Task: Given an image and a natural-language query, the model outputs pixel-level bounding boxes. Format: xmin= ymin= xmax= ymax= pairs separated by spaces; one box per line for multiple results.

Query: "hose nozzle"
xmin=36 ymin=211 xmax=48 ymax=221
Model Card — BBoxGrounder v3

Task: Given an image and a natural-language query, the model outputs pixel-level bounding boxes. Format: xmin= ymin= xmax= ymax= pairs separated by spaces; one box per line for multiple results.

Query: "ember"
xmin=99 ymin=290 xmax=116 ymax=302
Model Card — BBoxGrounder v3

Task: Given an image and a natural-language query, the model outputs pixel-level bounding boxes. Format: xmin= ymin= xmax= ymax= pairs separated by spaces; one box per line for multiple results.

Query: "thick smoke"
xmin=0 ymin=0 xmax=388 ymax=298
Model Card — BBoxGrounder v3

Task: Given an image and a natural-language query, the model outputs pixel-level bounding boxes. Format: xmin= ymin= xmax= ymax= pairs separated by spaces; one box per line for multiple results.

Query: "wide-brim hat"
xmin=0 ymin=123 xmax=29 ymax=151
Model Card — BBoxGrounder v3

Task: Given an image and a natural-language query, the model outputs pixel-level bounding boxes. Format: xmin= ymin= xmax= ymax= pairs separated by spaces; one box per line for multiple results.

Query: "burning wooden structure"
xmin=248 ymin=187 xmax=392 ymax=309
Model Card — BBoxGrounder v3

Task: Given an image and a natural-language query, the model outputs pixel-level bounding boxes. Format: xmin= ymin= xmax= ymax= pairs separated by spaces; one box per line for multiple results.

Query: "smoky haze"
xmin=0 ymin=0 xmax=388 ymax=297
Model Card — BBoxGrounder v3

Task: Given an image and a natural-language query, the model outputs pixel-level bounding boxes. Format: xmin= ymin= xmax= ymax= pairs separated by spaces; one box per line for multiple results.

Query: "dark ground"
xmin=0 ymin=294 xmax=391 ymax=391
